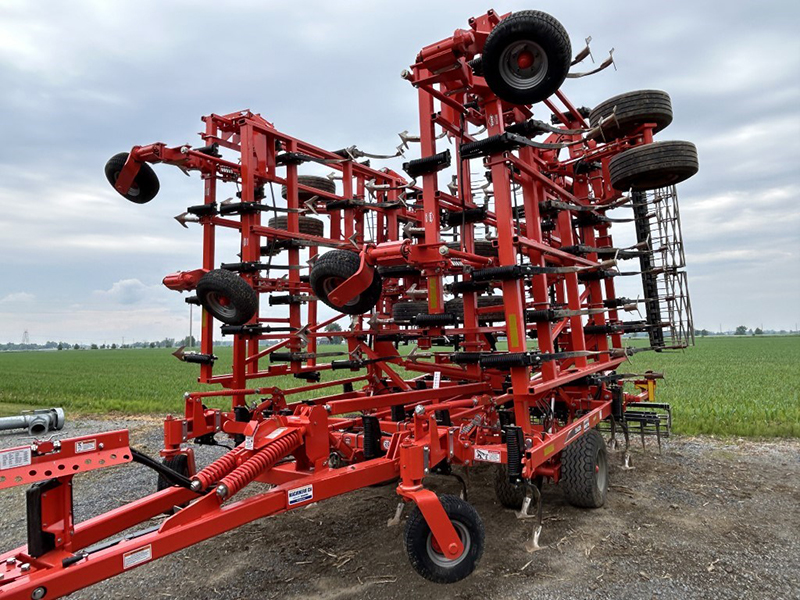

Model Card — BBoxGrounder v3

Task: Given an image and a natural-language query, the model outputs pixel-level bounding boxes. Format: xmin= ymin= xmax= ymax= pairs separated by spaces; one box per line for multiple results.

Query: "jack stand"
xmin=516 ymin=482 xmax=543 ymax=553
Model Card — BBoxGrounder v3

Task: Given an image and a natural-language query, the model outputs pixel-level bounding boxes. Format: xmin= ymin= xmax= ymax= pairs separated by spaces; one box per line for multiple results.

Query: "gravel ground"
xmin=1 ymin=419 xmax=798 ymax=600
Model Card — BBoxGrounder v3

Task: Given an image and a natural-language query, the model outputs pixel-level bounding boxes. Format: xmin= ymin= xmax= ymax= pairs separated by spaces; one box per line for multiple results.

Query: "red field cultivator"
xmin=0 ymin=9 xmax=697 ymax=598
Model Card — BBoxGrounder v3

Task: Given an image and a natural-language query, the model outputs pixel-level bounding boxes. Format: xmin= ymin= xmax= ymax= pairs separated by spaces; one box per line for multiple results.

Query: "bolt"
xmin=215 ymin=484 xmax=228 ymax=499
xmin=98 ymin=442 xmax=104 ymax=450
xmin=414 ymin=405 xmax=425 ymax=417
xmin=180 ymin=146 xmax=189 ymax=154
xmin=20 ymin=563 xmax=30 ymax=572
xmin=6 ymin=557 xmax=15 ymax=566
xmin=323 ymin=404 xmax=332 ymax=413
xmin=190 ymin=480 xmax=202 ymax=492
xmin=184 ymin=392 xmax=191 ymax=400
xmin=448 ymin=542 xmax=459 ymax=555
xmin=32 ymin=587 xmax=47 ymax=599
xmin=400 ymin=69 xmax=412 ymax=80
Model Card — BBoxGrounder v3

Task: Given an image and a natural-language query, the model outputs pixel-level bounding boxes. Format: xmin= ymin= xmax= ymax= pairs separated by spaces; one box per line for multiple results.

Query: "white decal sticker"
xmin=123 ymin=545 xmax=152 ymax=570
xmin=433 ymin=371 xmax=441 ymax=389
xmin=75 ymin=440 xmax=96 ymax=454
xmin=266 ymin=427 xmax=287 ymax=440
xmin=0 ymin=448 xmax=32 ymax=470
xmin=288 ymin=484 xmax=313 ymax=506
xmin=382 ymin=439 xmax=391 ymax=450
xmin=474 ymin=449 xmax=502 ymax=463
xmin=244 ymin=436 xmax=254 ymax=451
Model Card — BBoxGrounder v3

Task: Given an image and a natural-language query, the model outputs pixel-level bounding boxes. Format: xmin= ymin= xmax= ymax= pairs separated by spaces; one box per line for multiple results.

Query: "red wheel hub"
xmin=517 ymin=50 xmax=534 ymax=69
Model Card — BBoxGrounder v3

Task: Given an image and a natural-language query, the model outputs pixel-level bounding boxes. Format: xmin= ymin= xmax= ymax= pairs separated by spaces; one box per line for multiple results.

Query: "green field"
xmin=0 ymin=336 xmax=797 ymax=437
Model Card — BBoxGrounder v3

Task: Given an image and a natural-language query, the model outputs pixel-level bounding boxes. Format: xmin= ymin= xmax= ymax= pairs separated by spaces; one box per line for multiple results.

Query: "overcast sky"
xmin=0 ymin=0 xmax=798 ymax=345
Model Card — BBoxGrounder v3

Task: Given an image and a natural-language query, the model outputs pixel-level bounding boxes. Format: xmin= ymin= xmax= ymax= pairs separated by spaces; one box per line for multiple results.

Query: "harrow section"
xmin=0 ymin=8 xmax=697 ymax=598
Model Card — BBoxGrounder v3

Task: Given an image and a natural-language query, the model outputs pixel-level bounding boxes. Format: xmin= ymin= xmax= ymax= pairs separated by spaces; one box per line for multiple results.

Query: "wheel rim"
xmin=596 ymin=450 xmax=607 ymax=491
xmin=205 ymin=291 xmax=237 ymax=320
xmin=113 ymin=171 xmax=140 ymax=197
xmin=426 ymin=520 xmax=471 ymax=568
xmin=322 ymin=276 xmax=360 ymax=307
xmin=498 ymin=40 xmax=548 ymax=91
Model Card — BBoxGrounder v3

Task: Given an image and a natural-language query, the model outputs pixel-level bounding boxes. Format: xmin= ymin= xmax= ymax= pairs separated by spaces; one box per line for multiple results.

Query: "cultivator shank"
xmin=1 ymin=8 xmax=697 ymax=598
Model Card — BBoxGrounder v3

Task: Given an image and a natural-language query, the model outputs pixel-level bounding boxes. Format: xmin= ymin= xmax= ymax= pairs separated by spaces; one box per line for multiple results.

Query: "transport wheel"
xmin=482 ymin=11 xmax=571 ymax=105
xmin=156 ymin=454 xmax=190 ymax=492
xmin=560 ymin=429 xmax=608 ymax=508
xmin=589 ymin=90 xmax=673 ymax=139
xmin=404 ymin=494 xmax=485 ymax=584
xmin=609 ymin=141 xmax=699 ymax=191
xmin=281 ymin=175 xmax=336 ymax=201
xmin=310 ymin=250 xmax=382 ymax=315
xmin=196 ymin=269 xmax=259 ymax=326
xmin=392 ymin=300 xmax=429 ymax=324
xmin=493 ymin=465 xmax=544 ymax=509
xmin=104 ymin=152 xmax=160 ymax=204
xmin=445 ymin=296 xmax=505 ymax=323
xmin=446 ymin=240 xmax=498 ymax=258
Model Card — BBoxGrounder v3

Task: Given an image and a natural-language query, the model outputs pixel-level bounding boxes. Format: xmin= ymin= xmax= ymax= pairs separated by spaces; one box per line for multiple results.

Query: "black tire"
xmin=156 ymin=454 xmax=189 ymax=492
xmin=310 ymin=250 xmax=382 ymax=315
xmin=378 ymin=265 xmax=422 ymax=278
xmin=267 ymin=215 xmax=325 ymax=237
xmin=494 ymin=464 xmax=525 ymax=509
xmin=281 ymin=175 xmax=336 ymax=201
xmin=404 ymin=494 xmax=484 ymax=584
xmin=589 ymin=90 xmax=673 ymax=139
xmin=196 ymin=269 xmax=259 ymax=326
xmin=560 ymin=429 xmax=608 ymax=508
xmin=468 ymin=55 xmax=484 ymax=77
xmin=445 ymin=296 xmax=505 ymax=323
xmin=482 ymin=11 xmax=571 ymax=105
xmin=392 ymin=301 xmax=429 ymax=324
xmin=609 ymin=141 xmax=698 ymax=191
xmin=104 ymin=152 xmax=160 ymax=204
xmin=446 ymin=240 xmax=498 ymax=258
xmin=493 ymin=465 xmax=544 ymax=509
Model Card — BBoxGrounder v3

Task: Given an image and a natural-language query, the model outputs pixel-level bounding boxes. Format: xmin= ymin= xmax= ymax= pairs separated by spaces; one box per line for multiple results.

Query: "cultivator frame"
xmin=0 ymin=8 xmax=697 ymax=598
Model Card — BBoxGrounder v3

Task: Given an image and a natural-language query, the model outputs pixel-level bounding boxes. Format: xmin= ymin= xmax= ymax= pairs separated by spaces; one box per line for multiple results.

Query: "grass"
xmin=0 ymin=336 xmax=797 ymax=438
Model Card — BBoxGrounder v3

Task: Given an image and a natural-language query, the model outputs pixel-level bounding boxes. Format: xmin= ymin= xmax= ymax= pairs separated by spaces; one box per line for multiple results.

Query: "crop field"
xmin=0 ymin=336 xmax=797 ymax=437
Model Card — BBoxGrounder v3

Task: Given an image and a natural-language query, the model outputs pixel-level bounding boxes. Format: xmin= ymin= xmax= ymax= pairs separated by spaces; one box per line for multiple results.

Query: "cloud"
xmin=91 ymin=279 xmax=167 ymax=305
xmin=0 ymin=292 xmax=35 ymax=303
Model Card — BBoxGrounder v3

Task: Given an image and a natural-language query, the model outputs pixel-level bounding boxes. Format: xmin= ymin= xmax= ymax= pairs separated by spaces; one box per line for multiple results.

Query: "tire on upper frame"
xmin=281 ymin=175 xmax=336 ymax=201
xmin=609 ymin=141 xmax=699 ymax=191
xmin=310 ymin=250 xmax=383 ymax=315
xmin=481 ymin=10 xmax=572 ymax=106
xmin=104 ymin=152 xmax=160 ymax=204
xmin=196 ymin=269 xmax=259 ymax=326
xmin=589 ymin=90 xmax=673 ymax=140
